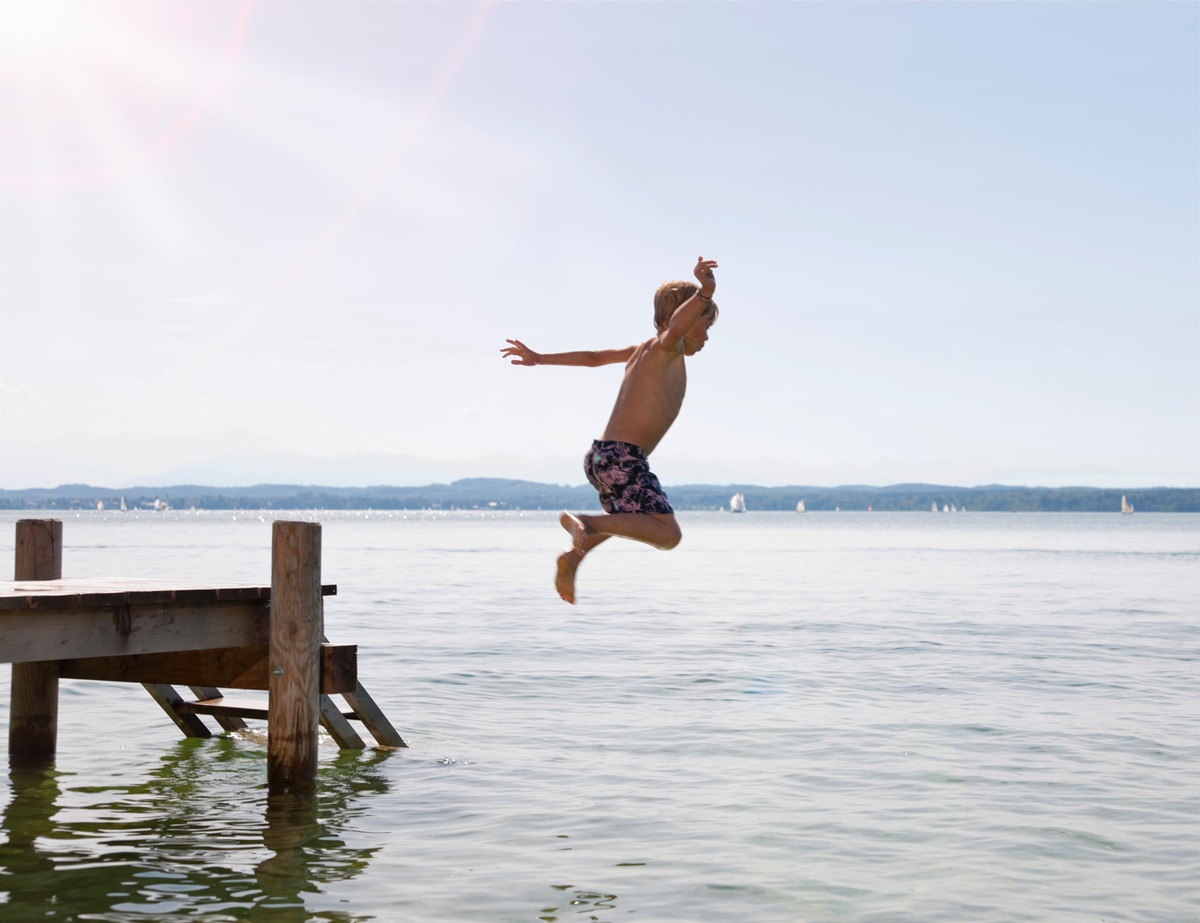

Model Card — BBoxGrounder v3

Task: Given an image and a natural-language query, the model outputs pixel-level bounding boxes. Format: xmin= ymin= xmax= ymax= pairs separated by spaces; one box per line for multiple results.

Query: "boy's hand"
xmin=501 ymin=339 xmax=541 ymax=366
xmin=694 ymin=256 xmax=718 ymax=297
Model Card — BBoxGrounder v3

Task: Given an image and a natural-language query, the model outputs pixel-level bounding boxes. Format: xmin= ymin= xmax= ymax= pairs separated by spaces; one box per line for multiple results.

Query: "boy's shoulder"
xmin=630 ymin=333 xmax=683 ymax=363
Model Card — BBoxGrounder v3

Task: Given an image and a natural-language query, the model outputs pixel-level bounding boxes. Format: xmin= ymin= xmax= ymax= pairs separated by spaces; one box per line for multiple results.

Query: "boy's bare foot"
xmin=560 ymin=511 xmax=591 ymax=554
xmin=555 ymin=550 xmax=582 ymax=604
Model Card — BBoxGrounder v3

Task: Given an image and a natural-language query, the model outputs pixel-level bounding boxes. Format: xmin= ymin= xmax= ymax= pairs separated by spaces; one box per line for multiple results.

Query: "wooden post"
xmin=9 ymin=519 xmax=63 ymax=764
xmin=268 ymin=520 xmax=323 ymax=791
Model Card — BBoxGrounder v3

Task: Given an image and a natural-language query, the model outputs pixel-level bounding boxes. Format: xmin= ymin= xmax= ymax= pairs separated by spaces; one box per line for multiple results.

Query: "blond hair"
xmin=653 ymin=280 xmax=718 ymax=330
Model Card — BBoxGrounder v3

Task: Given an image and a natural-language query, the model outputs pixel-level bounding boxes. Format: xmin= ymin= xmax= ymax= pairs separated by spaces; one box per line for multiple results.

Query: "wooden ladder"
xmin=148 ymin=678 xmax=406 ymax=750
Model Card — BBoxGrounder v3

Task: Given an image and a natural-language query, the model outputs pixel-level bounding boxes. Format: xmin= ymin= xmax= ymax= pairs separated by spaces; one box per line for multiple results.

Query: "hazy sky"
xmin=1 ymin=0 xmax=1196 ymax=490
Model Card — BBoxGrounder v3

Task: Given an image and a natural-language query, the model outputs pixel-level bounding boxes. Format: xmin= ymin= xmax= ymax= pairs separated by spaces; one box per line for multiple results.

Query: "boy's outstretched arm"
xmin=501 ymin=339 xmax=634 ymax=367
xmin=658 ymin=256 xmax=719 ymax=351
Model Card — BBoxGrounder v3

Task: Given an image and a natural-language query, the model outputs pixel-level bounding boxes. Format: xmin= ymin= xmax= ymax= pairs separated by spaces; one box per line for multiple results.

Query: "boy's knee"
xmin=658 ymin=522 xmax=682 ymax=550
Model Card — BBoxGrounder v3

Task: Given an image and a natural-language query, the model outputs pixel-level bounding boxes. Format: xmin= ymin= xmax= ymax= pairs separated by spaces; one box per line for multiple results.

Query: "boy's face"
xmin=681 ymin=311 xmax=716 ymax=356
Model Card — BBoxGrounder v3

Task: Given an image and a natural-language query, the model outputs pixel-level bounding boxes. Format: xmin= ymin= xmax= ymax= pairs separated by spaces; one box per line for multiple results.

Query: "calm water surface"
xmin=0 ymin=510 xmax=1197 ymax=921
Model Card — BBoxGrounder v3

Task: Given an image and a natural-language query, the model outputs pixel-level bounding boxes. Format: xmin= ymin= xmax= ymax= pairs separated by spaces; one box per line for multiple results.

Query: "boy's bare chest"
xmin=624 ymin=345 xmax=686 ymax=401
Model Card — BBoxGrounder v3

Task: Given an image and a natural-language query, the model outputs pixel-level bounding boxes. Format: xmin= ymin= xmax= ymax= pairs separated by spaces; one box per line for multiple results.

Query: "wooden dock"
xmin=1 ymin=519 xmax=405 ymax=792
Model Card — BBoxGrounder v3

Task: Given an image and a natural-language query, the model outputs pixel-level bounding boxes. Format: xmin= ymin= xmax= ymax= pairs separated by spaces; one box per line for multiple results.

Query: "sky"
xmin=1 ymin=0 xmax=1196 ymax=490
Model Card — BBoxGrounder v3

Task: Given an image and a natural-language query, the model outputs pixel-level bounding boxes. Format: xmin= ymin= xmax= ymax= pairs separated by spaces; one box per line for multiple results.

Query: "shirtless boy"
xmin=501 ymin=256 xmax=719 ymax=603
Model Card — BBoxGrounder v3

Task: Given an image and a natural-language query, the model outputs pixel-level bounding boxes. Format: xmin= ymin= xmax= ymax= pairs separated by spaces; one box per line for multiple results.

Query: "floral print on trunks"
xmin=583 ymin=440 xmax=674 ymax=515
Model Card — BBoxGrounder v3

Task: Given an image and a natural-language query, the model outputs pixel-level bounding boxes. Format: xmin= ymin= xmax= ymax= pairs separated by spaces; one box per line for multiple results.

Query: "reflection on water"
xmin=539 ymin=885 xmax=620 ymax=922
xmin=0 ymin=736 xmax=394 ymax=920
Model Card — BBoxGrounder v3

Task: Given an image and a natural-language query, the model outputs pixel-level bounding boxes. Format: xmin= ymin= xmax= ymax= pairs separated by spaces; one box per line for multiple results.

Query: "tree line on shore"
xmin=2 ymin=479 xmax=1198 ymax=513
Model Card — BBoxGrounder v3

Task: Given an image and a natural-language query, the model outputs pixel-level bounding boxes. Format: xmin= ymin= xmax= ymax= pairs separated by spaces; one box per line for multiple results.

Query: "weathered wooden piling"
xmin=267 ymin=520 xmax=323 ymax=791
xmin=9 ymin=519 xmax=62 ymax=764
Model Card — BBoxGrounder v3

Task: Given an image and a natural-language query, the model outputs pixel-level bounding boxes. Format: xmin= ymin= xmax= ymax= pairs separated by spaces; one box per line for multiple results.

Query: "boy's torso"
xmin=600 ymin=337 xmax=686 ymax=455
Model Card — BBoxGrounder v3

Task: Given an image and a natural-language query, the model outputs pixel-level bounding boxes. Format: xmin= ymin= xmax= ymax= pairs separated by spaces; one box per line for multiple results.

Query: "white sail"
xmin=796 ymin=499 xmax=805 ymax=513
xmin=730 ymin=492 xmax=746 ymax=513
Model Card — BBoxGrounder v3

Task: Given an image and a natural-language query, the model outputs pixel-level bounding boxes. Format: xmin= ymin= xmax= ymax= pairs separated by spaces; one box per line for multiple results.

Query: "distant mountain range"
xmin=2 ymin=479 xmax=1198 ymax=513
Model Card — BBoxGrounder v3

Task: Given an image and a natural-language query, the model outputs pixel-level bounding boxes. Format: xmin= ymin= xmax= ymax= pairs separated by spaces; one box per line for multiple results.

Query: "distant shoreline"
xmin=2 ymin=479 xmax=1198 ymax=513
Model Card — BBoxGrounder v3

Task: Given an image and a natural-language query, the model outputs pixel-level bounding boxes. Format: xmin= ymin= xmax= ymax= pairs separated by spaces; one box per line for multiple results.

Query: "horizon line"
xmin=2 ymin=480 xmax=1196 ymax=493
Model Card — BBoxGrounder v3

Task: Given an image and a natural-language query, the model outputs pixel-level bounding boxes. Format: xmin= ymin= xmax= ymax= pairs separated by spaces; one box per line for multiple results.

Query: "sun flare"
xmin=0 ymin=1 xmax=78 ymax=55
xmin=0 ymin=0 xmax=251 ymax=189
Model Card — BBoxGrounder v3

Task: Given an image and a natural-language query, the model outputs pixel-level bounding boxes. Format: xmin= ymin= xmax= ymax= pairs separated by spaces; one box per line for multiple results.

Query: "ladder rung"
xmin=178 ymin=697 xmax=266 ymax=719
xmin=178 ymin=697 xmax=358 ymax=721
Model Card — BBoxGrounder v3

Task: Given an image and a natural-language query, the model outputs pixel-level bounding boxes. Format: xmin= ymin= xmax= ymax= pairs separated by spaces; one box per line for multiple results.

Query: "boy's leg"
xmin=555 ymin=512 xmax=681 ymax=605
xmin=555 ymin=531 xmax=608 ymax=604
xmin=569 ymin=511 xmax=681 ymax=551
xmin=561 ymin=512 xmax=611 ymax=553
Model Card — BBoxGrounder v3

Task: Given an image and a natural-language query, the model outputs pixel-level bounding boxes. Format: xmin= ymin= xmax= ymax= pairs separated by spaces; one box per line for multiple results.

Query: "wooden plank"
xmin=0 ymin=581 xmax=336 ymax=610
xmin=0 ymin=582 xmax=267 ymax=609
xmin=180 ymin=696 xmax=267 ymax=720
xmin=178 ymin=695 xmax=361 ymax=722
xmin=58 ymin=644 xmax=357 ymax=693
xmin=142 ymin=683 xmax=213 ymax=738
xmin=319 ymin=695 xmax=366 ymax=749
xmin=342 ymin=683 xmax=408 ymax=749
xmin=9 ymin=520 xmax=63 ymax=764
xmin=323 ymin=642 xmax=358 ymax=693
xmin=0 ymin=600 xmax=270 ymax=664
xmin=188 ymin=686 xmax=248 ymax=732
xmin=60 ymin=646 xmax=269 ymax=686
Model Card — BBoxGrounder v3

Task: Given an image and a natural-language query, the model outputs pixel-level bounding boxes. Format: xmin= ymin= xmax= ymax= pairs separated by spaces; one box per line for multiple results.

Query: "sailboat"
xmin=1121 ymin=495 xmax=1134 ymax=515
xmin=119 ymin=497 xmax=127 ymax=512
xmin=730 ymin=492 xmax=746 ymax=513
xmin=796 ymin=499 xmax=805 ymax=513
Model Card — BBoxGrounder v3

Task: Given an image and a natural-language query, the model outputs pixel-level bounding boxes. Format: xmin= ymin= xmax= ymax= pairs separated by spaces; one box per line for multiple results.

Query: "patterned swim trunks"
xmin=583 ymin=440 xmax=674 ymax=515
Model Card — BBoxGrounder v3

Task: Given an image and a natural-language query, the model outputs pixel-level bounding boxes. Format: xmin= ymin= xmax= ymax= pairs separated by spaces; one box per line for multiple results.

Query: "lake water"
xmin=0 ymin=509 xmax=1197 ymax=922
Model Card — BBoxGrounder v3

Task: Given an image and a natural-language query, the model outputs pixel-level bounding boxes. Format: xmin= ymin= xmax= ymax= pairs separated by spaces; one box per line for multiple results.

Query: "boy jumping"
xmin=501 ymin=256 xmax=719 ymax=603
